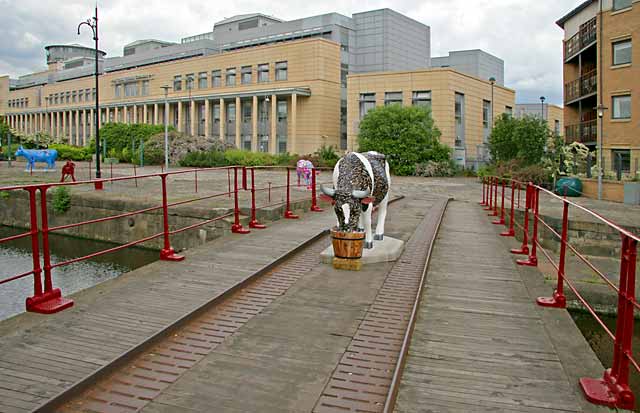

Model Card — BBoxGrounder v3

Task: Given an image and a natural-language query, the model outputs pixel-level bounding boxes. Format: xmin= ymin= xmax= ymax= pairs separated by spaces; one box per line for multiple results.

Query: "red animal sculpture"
xmin=60 ymin=161 xmax=76 ymax=182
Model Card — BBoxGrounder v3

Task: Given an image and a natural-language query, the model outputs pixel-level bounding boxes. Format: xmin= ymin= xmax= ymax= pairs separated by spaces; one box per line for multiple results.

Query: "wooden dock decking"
xmin=394 ymin=200 xmax=610 ymax=413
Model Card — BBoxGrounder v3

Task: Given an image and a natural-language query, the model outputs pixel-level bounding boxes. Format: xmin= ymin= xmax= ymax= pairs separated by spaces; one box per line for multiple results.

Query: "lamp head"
xmin=540 ymin=96 xmax=546 ymax=103
xmin=489 ymin=77 xmax=496 ymax=85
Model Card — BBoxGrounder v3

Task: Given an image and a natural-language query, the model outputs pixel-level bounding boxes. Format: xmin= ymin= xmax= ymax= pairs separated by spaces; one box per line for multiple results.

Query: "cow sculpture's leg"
xmin=358 ymin=211 xmax=365 ymax=232
xmin=374 ymin=193 xmax=389 ymax=241
xmin=363 ymin=204 xmax=373 ymax=249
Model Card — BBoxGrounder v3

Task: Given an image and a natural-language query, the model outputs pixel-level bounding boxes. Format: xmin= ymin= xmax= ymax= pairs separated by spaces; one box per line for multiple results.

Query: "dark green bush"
xmin=358 ymin=105 xmax=451 ymax=176
xmin=489 ymin=114 xmax=549 ymax=166
xmin=179 ymin=151 xmax=228 ymax=167
xmin=99 ymin=123 xmax=170 ymax=161
xmin=49 ymin=144 xmax=92 ymax=161
xmin=52 ymin=186 xmax=71 ymax=214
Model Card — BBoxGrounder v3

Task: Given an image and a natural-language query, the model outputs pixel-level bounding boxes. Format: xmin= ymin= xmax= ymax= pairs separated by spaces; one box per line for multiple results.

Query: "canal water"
xmin=570 ymin=310 xmax=640 ymax=400
xmin=0 ymin=226 xmax=158 ymax=321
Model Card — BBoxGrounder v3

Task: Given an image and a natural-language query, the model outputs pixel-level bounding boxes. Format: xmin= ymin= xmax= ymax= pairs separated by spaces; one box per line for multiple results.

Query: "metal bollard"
xmin=536 ymin=198 xmax=568 ymax=308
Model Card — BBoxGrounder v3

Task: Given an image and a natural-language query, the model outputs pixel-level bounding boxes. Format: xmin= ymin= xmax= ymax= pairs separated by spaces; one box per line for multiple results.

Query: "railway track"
xmin=32 ymin=196 xmax=447 ymax=413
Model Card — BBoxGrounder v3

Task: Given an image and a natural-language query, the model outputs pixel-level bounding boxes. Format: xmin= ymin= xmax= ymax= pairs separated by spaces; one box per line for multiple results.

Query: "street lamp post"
xmin=487 ymin=77 xmax=496 ymax=164
xmin=540 ymin=96 xmax=546 ymax=122
xmin=161 ymin=85 xmax=171 ymax=170
xmin=78 ymin=6 xmax=102 ymax=190
xmin=186 ymin=75 xmax=194 ymax=136
xmin=596 ymin=104 xmax=607 ymax=200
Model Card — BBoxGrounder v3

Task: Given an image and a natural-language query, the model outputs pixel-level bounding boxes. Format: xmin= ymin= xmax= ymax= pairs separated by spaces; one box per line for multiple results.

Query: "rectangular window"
xmin=359 ymin=93 xmax=376 ymax=119
xmin=275 ymin=61 xmax=287 ymax=81
xmin=173 ymin=75 xmax=182 ymax=91
xmin=612 ymin=95 xmax=631 ymax=119
xmin=66 ymin=92 xmax=70 ymax=104
xmin=125 ymin=82 xmax=138 ymax=97
xmin=141 ymin=80 xmax=149 ymax=96
xmin=241 ymin=66 xmax=252 ymax=84
xmin=257 ymin=64 xmax=269 ymax=82
xmin=613 ymin=40 xmax=632 ymax=65
xmin=212 ymin=70 xmax=221 ymax=87
xmin=612 ymin=149 xmax=631 ymax=172
xmin=226 ymin=68 xmax=236 ymax=86
xmin=505 ymin=106 xmax=513 ymax=116
xmin=92 ymin=88 xmax=96 ymax=101
xmin=227 ymin=103 xmax=236 ymax=121
xmin=384 ymin=91 xmax=403 ymax=106
xmin=115 ymin=84 xmax=122 ymax=98
xmin=86 ymin=89 xmax=91 ymax=101
xmin=72 ymin=91 xmax=77 ymax=103
xmin=186 ymin=74 xmax=194 ymax=90
xmin=53 ymin=94 xmax=58 ymax=105
xmin=78 ymin=91 xmax=83 ymax=102
xmin=482 ymin=99 xmax=491 ymax=143
xmin=277 ymin=101 xmax=288 ymax=121
xmin=455 ymin=92 xmax=465 ymax=147
xmin=613 ymin=0 xmax=632 ymax=10
xmin=555 ymin=120 xmax=560 ymax=135
xmin=198 ymin=72 xmax=207 ymax=89
xmin=412 ymin=91 xmax=431 ymax=108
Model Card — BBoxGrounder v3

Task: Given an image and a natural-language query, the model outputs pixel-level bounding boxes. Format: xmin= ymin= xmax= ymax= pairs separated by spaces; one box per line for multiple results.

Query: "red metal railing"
xmin=480 ymin=176 xmax=639 ymax=410
xmin=0 ymin=165 xmax=327 ymax=315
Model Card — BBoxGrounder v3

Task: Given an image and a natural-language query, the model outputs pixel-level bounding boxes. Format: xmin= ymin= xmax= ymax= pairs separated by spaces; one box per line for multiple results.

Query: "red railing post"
xmin=490 ymin=177 xmax=499 ymax=216
xmin=536 ymin=198 xmax=568 ymax=308
xmin=268 ymin=182 xmax=272 ymax=203
xmin=24 ymin=187 xmax=43 ymax=304
xmin=227 ymin=168 xmax=231 ymax=198
xmin=580 ymin=235 xmax=637 ymax=411
xmin=242 ymin=166 xmax=247 ymax=190
xmin=26 ymin=186 xmax=74 ymax=314
xmin=484 ymin=177 xmax=493 ymax=211
xmin=194 ymin=169 xmax=198 ymax=193
xmin=159 ymin=174 xmax=185 ymax=261
xmin=284 ymin=167 xmax=299 ymax=219
xmin=517 ymin=182 xmax=521 ymax=208
xmin=249 ymin=168 xmax=266 ymax=229
xmin=232 ymin=167 xmax=250 ymax=234
xmin=310 ymin=170 xmax=323 ymax=212
xmin=500 ymin=181 xmax=516 ymax=237
xmin=511 ymin=183 xmax=530 ymax=255
xmin=492 ymin=179 xmax=506 ymax=224
xmin=480 ymin=177 xmax=487 ymax=205
xmin=517 ymin=185 xmax=538 ymax=266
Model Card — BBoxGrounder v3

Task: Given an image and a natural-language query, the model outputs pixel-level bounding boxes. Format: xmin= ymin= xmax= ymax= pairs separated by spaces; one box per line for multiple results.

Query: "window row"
xmin=8 ymin=98 xmax=28 ymax=108
xmin=114 ymin=80 xmax=150 ymax=98
xmin=612 ymin=94 xmax=631 ymax=119
xmin=47 ymin=89 xmax=96 ymax=106
xmin=359 ymin=91 xmax=432 ymax=118
xmin=173 ymin=61 xmax=288 ymax=92
xmin=613 ymin=0 xmax=632 ymax=11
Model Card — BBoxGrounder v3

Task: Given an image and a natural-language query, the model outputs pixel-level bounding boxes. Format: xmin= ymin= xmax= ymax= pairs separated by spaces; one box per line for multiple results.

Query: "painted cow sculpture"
xmin=321 ymin=151 xmax=390 ymax=249
xmin=296 ymin=159 xmax=314 ymax=188
xmin=15 ymin=146 xmax=58 ymax=171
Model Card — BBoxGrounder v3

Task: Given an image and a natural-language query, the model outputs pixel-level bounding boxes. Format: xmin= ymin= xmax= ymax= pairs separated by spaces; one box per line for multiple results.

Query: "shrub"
xmin=511 ymin=165 xmax=551 ymax=185
xmin=415 ymin=160 xmax=457 ymax=177
xmin=358 ymin=105 xmax=451 ymax=176
xmin=49 ymin=144 xmax=92 ymax=161
xmin=99 ymin=123 xmax=169 ymax=156
xmin=0 ymin=191 xmax=9 ymax=200
xmin=179 ymin=151 xmax=228 ymax=167
xmin=489 ymin=114 xmax=549 ymax=166
xmin=52 ymin=186 xmax=71 ymax=214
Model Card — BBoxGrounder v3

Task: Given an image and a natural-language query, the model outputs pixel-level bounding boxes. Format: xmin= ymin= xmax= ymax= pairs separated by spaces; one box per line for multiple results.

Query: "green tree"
xmin=357 ymin=105 xmax=451 ymax=175
xmin=489 ymin=114 xmax=550 ymax=166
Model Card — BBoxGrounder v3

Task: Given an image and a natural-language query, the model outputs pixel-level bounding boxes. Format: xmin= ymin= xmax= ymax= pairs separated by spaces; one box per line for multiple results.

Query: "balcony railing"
xmin=565 ymin=119 xmax=597 ymax=143
xmin=565 ymin=70 xmax=597 ymax=103
xmin=564 ymin=17 xmax=597 ymax=60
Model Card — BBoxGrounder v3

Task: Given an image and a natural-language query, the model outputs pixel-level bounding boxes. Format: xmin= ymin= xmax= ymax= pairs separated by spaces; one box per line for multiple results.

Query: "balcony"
xmin=565 ymin=119 xmax=597 ymax=144
xmin=564 ymin=17 xmax=597 ymax=61
xmin=565 ymin=70 xmax=597 ymax=103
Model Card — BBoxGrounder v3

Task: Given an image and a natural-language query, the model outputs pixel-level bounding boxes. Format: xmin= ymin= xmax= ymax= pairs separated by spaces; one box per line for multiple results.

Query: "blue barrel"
xmin=555 ymin=177 xmax=582 ymax=197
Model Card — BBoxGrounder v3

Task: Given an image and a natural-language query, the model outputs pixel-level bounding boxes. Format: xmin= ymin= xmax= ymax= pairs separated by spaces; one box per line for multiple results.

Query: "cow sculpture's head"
xmin=15 ymin=146 xmax=25 ymax=158
xmin=321 ymin=186 xmax=371 ymax=232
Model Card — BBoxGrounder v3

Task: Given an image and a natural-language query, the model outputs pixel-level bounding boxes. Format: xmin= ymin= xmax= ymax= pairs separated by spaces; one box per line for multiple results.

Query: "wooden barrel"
xmin=331 ymin=228 xmax=365 ymax=259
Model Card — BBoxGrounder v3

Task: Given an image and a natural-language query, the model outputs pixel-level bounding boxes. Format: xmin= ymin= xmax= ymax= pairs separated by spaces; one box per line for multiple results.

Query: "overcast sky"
xmin=0 ymin=0 xmax=581 ymax=105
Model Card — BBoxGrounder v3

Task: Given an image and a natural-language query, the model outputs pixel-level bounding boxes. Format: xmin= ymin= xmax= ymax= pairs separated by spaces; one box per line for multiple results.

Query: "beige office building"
xmin=1 ymin=38 xmax=341 ymax=155
xmin=347 ymin=68 xmax=515 ymax=167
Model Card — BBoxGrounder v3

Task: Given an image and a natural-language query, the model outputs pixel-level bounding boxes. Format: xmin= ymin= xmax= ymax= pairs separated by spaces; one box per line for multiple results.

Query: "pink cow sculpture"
xmin=296 ymin=159 xmax=314 ymax=189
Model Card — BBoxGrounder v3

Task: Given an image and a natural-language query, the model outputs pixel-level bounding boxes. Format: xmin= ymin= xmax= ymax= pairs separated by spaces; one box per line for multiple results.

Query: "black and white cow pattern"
xmin=323 ymin=151 xmax=390 ymax=249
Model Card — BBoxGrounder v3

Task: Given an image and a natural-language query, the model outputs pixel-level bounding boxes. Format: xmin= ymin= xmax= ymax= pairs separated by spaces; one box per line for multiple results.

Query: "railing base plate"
xmin=160 ymin=248 xmax=185 ymax=261
xmin=284 ymin=211 xmax=299 ymax=219
xmin=500 ymin=230 xmax=515 ymax=237
xmin=536 ymin=291 xmax=566 ymax=308
xmin=492 ymin=219 xmax=505 ymax=225
xmin=231 ymin=224 xmax=251 ymax=234
xmin=26 ymin=288 xmax=74 ymax=314
xmin=580 ymin=375 xmax=635 ymax=411
xmin=516 ymin=257 xmax=537 ymax=266
xmin=510 ymin=247 xmax=529 ymax=255
xmin=311 ymin=206 xmax=324 ymax=212
xmin=249 ymin=221 xmax=267 ymax=229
